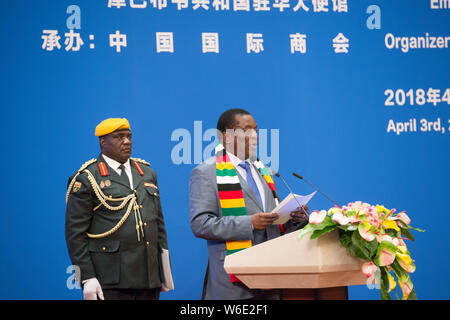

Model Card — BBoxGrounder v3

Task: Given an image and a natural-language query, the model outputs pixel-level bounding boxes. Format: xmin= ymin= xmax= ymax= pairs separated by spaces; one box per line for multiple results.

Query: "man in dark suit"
xmin=189 ymin=109 xmax=309 ymax=300
xmin=65 ymin=118 xmax=170 ymax=300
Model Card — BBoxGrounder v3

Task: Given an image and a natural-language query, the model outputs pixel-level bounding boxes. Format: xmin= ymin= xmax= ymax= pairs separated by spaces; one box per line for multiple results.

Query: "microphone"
xmin=272 ymin=170 xmax=309 ymax=217
xmin=292 ymin=173 xmax=340 ymax=207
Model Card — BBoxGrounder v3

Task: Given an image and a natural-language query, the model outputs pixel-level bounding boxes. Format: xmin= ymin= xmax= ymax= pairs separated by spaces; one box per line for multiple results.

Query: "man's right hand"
xmin=251 ymin=212 xmax=280 ymax=230
xmin=83 ymin=277 xmax=104 ymax=300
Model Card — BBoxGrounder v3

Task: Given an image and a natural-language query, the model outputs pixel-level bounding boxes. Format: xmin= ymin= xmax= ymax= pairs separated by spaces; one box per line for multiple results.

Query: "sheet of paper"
xmin=271 ymin=191 xmax=317 ymax=224
xmin=160 ymin=249 xmax=174 ymax=292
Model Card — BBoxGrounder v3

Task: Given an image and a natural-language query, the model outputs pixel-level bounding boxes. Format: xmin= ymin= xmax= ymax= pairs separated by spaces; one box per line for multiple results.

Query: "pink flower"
xmin=348 ymin=215 xmax=360 ymax=224
xmin=332 ymin=211 xmax=349 ymax=225
xmin=397 ymin=212 xmax=411 ymax=225
xmin=374 ymin=242 xmax=397 ymax=267
xmin=309 ymin=210 xmax=327 ymax=224
xmin=358 ymin=222 xmax=375 ymax=242
xmin=368 ymin=213 xmax=382 ymax=227
xmin=362 ymin=261 xmax=378 ymax=278
xmin=399 ymin=274 xmax=413 ymax=300
xmin=375 ymin=234 xmax=400 ymax=246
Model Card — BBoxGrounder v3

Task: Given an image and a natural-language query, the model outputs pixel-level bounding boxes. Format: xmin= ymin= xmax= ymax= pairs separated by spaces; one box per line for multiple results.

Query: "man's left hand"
xmin=290 ymin=205 xmax=309 ymax=223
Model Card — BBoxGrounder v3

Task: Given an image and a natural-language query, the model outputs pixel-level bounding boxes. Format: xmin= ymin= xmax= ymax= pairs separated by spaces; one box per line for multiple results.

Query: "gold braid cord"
xmin=65 ymin=158 xmax=97 ymax=204
xmin=65 ymin=159 xmax=145 ymax=241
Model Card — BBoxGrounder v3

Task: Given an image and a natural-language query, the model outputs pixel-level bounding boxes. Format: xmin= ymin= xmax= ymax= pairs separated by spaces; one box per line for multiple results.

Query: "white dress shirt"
xmin=227 ymin=151 xmax=266 ymax=211
xmin=102 ymin=154 xmax=134 ymax=189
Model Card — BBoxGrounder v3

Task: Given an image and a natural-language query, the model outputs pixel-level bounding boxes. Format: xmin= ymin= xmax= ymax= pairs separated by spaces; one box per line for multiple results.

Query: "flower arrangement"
xmin=298 ymin=201 xmax=424 ymax=300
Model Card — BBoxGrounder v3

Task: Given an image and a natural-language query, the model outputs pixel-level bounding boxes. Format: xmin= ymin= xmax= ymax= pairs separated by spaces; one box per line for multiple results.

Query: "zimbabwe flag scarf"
xmin=215 ymin=144 xmax=280 ymax=282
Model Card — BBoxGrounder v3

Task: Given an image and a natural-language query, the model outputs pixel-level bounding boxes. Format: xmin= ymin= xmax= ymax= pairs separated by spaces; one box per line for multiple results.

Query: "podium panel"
xmin=224 ymin=229 xmax=367 ymax=299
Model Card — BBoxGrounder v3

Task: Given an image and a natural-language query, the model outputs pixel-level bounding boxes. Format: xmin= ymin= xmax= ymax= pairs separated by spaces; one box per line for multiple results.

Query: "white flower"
xmin=309 ymin=210 xmax=327 ymax=224
xmin=332 ymin=211 xmax=349 ymax=225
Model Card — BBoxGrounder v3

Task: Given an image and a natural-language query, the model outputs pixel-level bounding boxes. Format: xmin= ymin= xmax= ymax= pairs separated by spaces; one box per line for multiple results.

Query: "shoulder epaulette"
xmin=66 ymin=158 xmax=97 ymax=204
xmin=77 ymin=158 xmax=97 ymax=173
xmin=131 ymin=157 xmax=150 ymax=166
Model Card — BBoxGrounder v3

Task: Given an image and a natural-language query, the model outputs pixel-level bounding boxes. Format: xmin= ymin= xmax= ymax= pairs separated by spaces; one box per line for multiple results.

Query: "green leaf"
xmin=409 ymin=226 xmax=425 ymax=233
xmin=385 ymin=229 xmax=398 ymax=238
xmin=396 ymin=219 xmax=409 ymax=228
xmin=358 ymin=213 xmax=367 ymax=221
xmin=337 ymin=224 xmax=357 ymax=232
xmin=299 ymin=216 xmax=335 ymax=239
xmin=393 ymin=287 xmax=400 ymax=300
xmin=390 ymin=259 xmax=407 ymax=279
xmin=379 ymin=267 xmax=392 ymax=300
xmin=338 ymin=230 xmax=355 ymax=257
xmin=346 ymin=210 xmax=357 ymax=217
xmin=399 ymin=227 xmax=415 ymax=241
xmin=364 ymin=238 xmax=379 ymax=259
xmin=396 ymin=220 xmax=425 ymax=233
xmin=298 ymin=225 xmax=314 ymax=241
xmin=310 ymin=225 xmax=336 ymax=239
xmin=407 ymin=289 xmax=418 ymax=300
xmin=339 ymin=230 xmax=352 ymax=246
xmin=351 ymin=230 xmax=372 ymax=260
xmin=311 ymin=216 xmax=334 ymax=231
xmin=299 ymin=216 xmax=335 ymax=240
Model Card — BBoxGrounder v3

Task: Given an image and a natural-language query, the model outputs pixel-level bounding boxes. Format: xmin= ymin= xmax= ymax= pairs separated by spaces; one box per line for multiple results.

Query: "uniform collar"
xmin=102 ymin=153 xmax=130 ymax=172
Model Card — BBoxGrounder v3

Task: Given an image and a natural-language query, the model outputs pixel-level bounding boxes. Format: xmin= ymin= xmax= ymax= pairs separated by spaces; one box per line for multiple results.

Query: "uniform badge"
xmin=105 ymin=180 xmax=111 ymax=187
xmin=144 ymin=182 xmax=158 ymax=189
xmin=73 ymin=181 xmax=82 ymax=193
xmin=100 ymin=181 xmax=105 ymax=189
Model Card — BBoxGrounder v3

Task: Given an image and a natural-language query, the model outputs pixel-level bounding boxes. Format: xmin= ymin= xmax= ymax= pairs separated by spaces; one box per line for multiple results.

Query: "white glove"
xmin=82 ymin=277 xmax=104 ymax=300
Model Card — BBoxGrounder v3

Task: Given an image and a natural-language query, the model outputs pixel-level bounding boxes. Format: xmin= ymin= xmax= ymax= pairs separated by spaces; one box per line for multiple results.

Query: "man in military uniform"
xmin=65 ymin=118 xmax=170 ymax=300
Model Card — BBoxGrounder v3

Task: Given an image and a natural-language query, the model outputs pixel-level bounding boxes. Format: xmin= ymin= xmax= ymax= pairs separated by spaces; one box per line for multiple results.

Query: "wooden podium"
xmin=224 ymin=230 xmax=367 ymax=300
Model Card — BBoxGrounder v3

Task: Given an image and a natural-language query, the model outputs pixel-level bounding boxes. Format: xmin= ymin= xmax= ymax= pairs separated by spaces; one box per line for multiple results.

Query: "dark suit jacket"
xmin=65 ymin=154 xmax=168 ymax=290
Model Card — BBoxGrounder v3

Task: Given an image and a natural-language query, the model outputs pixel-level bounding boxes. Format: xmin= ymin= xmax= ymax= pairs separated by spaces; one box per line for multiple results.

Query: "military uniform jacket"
xmin=65 ymin=154 xmax=169 ymax=290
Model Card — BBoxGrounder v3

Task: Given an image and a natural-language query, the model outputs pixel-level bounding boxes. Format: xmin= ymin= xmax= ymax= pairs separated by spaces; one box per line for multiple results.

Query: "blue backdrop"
xmin=1 ymin=0 xmax=449 ymax=299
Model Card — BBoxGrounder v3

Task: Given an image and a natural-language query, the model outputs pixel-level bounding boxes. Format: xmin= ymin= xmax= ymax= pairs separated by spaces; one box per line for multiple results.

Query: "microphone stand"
xmin=292 ymin=173 xmax=340 ymax=208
